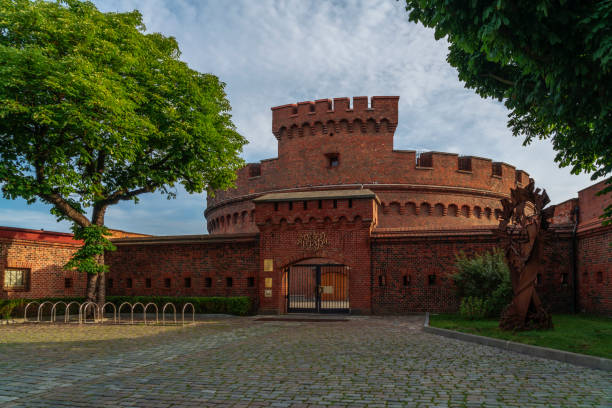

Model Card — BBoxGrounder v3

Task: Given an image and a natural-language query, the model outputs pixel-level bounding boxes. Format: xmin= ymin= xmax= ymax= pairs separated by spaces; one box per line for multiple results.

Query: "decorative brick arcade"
xmin=2 ymin=97 xmax=610 ymax=315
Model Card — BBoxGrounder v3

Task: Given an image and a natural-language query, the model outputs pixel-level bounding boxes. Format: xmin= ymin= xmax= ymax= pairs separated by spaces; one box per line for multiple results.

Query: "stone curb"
xmin=423 ymin=313 xmax=612 ymax=372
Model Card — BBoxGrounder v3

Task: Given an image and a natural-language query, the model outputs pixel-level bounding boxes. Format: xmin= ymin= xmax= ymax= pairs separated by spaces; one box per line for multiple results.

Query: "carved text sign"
xmin=297 ymin=232 xmax=329 ymax=251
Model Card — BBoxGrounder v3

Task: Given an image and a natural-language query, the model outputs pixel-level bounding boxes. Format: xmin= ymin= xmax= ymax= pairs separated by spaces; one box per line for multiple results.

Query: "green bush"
xmin=459 ymin=297 xmax=488 ymax=320
xmin=452 ymin=249 xmax=513 ymax=317
xmin=106 ymin=296 xmax=253 ymax=316
xmin=0 ymin=296 xmax=253 ymax=318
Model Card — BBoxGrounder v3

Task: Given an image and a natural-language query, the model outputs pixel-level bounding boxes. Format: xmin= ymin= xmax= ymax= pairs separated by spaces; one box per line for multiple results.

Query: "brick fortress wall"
xmin=105 ymin=234 xmax=260 ymax=306
xmin=205 ymin=96 xmax=531 ymax=235
xmin=0 ymin=227 xmax=85 ymax=300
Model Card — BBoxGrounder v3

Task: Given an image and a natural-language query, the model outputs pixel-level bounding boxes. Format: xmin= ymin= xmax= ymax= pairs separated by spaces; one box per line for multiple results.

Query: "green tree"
xmin=404 ymin=1 xmax=612 ymax=222
xmin=0 ymin=0 xmax=247 ymax=304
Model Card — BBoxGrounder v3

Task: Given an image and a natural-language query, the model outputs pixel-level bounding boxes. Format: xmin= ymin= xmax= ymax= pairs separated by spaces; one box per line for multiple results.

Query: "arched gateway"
xmin=283 ymin=259 xmax=349 ymax=313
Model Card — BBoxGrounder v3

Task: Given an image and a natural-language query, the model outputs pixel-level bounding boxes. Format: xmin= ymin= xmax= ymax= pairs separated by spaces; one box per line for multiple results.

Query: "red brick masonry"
xmin=1 ymin=97 xmax=610 ymax=315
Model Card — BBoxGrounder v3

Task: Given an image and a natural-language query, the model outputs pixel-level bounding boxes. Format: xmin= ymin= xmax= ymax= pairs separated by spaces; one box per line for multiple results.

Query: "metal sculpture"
xmin=497 ymin=179 xmax=554 ymax=331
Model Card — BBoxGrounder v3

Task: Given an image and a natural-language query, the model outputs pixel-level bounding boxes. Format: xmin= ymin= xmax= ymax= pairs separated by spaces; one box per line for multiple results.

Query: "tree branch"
xmin=487 ymin=73 xmax=516 ymax=86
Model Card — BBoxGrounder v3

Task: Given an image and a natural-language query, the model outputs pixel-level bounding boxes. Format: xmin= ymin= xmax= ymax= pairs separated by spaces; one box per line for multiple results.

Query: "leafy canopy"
xmin=405 ymin=0 xmax=612 ymax=221
xmin=0 ymin=0 xmax=247 ymax=228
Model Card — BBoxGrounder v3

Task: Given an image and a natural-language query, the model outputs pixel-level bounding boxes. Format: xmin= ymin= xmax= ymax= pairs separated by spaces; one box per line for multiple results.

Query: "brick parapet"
xmin=207 ymin=96 xmax=530 ymax=235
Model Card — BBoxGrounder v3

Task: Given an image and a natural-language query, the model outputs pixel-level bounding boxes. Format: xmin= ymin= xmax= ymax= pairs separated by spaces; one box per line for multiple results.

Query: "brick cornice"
xmin=205 ymin=183 xmax=509 ymax=217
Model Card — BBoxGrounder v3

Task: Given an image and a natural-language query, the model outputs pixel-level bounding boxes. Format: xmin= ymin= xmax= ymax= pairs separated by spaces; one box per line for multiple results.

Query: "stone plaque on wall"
xmin=265 ymin=277 xmax=273 ymax=288
xmin=264 ymin=289 xmax=272 ymax=297
xmin=264 ymin=259 xmax=274 ymax=272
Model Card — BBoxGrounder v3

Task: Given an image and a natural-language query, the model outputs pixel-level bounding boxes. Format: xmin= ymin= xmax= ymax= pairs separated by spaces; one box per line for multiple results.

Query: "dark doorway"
xmin=286 ymin=264 xmax=349 ymax=313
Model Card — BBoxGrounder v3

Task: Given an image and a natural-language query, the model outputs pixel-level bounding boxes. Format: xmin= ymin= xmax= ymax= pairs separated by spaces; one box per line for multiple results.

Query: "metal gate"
xmin=286 ymin=264 xmax=349 ymax=313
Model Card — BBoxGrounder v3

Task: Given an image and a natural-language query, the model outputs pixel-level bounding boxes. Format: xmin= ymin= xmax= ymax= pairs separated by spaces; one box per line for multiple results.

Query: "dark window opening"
xmin=458 ymin=157 xmax=472 ymax=172
xmin=205 ymin=277 xmax=212 ymax=287
xmin=428 ymin=274 xmax=436 ymax=285
xmin=303 ymin=201 xmax=308 ymax=210
xmin=247 ymin=277 xmax=255 ymax=287
xmin=318 ymin=200 xmax=322 ymax=209
xmin=226 ymin=277 xmax=233 ymax=287
xmin=561 ymin=273 xmax=568 ymax=285
xmin=326 ymin=152 xmax=339 ymax=168
xmin=492 ymin=162 xmax=502 ymax=177
xmin=403 ymin=275 xmax=410 ymax=286
xmin=274 ymin=202 xmax=279 ymax=211
xmin=64 ymin=278 xmax=72 ymax=289
xmin=516 ymin=171 xmax=522 ymax=183
xmin=378 ymin=275 xmax=385 ymax=286
xmin=333 ymin=199 xmax=337 ymax=209
xmin=536 ymin=273 xmax=542 ymax=286
xmin=184 ymin=277 xmax=191 ymax=288
xmin=348 ymin=199 xmax=353 ymax=208
xmin=597 ymin=271 xmax=603 ymax=283
xmin=145 ymin=278 xmax=152 ymax=288
xmin=108 ymin=278 xmax=113 ymax=289
xmin=126 ymin=278 xmax=133 ymax=289
xmin=248 ymin=164 xmax=261 ymax=177
xmin=164 ymin=278 xmax=171 ymax=288
xmin=288 ymin=201 xmax=293 ymax=210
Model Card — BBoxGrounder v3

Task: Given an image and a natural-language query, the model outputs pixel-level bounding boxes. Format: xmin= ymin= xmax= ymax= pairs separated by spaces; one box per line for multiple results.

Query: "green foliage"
xmin=429 ymin=313 xmax=612 ymax=359
xmin=405 ymin=1 xmax=612 ymax=222
xmin=0 ymin=297 xmax=86 ymax=319
xmin=452 ymin=250 xmax=512 ymax=317
xmin=459 ymin=296 xmax=488 ymax=320
xmin=0 ymin=0 xmax=247 ymax=282
xmin=64 ymin=225 xmax=115 ymax=274
xmin=0 ymin=295 xmax=253 ymax=317
xmin=105 ymin=296 xmax=253 ymax=316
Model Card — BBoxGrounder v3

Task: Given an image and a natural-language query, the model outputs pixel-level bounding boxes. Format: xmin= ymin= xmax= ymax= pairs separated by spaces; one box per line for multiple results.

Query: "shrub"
xmin=459 ymin=297 xmax=488 ymax=320
xmin=0 ymin=296 xmax=253 ymax=318
xmin=452 ymin=249 xmax=513 ymax=317
xmin=106 ymin=296 xmax=253 ymax=316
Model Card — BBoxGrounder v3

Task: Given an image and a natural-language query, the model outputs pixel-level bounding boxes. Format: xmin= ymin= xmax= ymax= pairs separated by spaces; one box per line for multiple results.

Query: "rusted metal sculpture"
xmin=497 ymin=179 xmax=554 ymax=331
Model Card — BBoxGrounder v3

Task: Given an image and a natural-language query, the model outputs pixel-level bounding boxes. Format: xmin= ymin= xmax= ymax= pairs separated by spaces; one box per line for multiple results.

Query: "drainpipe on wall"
xmin=571 ymin=205 xmax=580 ymax=313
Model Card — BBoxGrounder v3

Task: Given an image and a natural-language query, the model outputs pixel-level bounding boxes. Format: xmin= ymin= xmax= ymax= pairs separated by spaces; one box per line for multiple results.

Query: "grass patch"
xmin=429 ymin=313 xmax=612 ymax=359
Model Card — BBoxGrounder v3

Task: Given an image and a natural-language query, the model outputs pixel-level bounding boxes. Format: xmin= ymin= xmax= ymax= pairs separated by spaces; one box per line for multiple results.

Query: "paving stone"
xmin=0 ymin=316 xmax=610 ymax=407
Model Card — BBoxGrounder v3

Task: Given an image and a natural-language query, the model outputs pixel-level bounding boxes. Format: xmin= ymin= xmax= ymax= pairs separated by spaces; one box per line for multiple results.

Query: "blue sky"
xmin=0 ymin=0 xmax=599 ymax=235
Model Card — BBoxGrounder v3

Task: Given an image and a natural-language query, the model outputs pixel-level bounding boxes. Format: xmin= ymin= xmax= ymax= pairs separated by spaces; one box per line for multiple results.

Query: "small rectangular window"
xmin=303 ymin=201 xmax=308 ymax=210
xmin=560 ymin=273 xmax=568 ymax=285
xmin=333 ymin=199 xmax=337 ymax=209
xmin=348 ymin=199 xmax=353 ymax=208
xmin=288 ymin=201 xmax=293 ymax=210
xmin=126 ymin=278 xmax=133 ymax=289
xmin=247 ymin=277 xmax=255 ymax=287
xmin=3 ymin=268 xmax=28 ymax=291
xmin=318 ymin=200 xmax=322 ymax=209
xmin=428 ymin=274 xmax=436 ymax=285
xmin=536 ymin=273 xmax=542 ymax=286
xmin=164 ymin=278 xmax=171 ymax=288
xmin=108 ymin=278 xmax=114 ymax=289
xmin=64 ymin=278 xmax=73 ymax=289
xmin=378 ymin=275 xmax=385 ymax=287
xmin=184 ymin=277 xmax=191 ymax=288
xmin=597 ymin=271 xmax=603 ymax=283
xmin=403 ymin=275 xmax=410 ymax=286
xmin=145 ymin=278 xmax=152 ymax=288
xmin=274 ymin=202 xmax=279 ymax=211
xmin=226 ymin=277 xmax=233 ymax=287
xmin=205 ymin=277 xmax=212 ymax=288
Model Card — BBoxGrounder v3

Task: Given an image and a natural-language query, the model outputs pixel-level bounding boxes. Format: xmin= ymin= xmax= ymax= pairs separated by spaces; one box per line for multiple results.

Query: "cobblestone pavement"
xmin=0 ymin=315 xmax=610 ymax=407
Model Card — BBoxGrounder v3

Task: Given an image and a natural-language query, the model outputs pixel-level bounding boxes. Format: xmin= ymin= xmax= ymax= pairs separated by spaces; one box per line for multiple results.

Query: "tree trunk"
xmin=86 ymin=273 xmax=97 ymax=303
xmin=96 ymin=254 xmax=106 ymax=306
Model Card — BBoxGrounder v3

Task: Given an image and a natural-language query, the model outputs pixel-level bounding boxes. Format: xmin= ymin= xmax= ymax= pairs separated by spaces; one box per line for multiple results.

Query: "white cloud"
xmin=0 ymin=0 xmax=599 ymax=234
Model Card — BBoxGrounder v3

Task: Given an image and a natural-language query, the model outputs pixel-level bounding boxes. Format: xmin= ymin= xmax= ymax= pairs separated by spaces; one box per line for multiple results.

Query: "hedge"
xmin=0 ymin=295 xmax=253 ymax=319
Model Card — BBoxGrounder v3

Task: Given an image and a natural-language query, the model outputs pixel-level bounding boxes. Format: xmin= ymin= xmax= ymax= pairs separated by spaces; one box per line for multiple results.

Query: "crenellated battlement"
xmin=271 ymin=96 xmax=399 ymax=140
